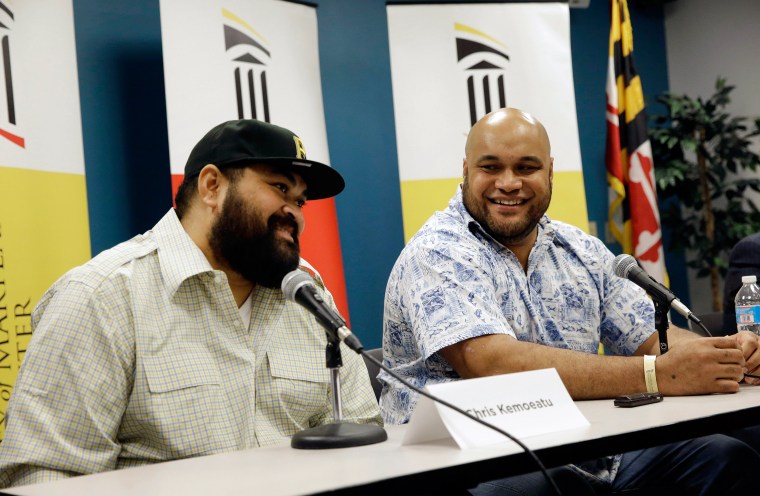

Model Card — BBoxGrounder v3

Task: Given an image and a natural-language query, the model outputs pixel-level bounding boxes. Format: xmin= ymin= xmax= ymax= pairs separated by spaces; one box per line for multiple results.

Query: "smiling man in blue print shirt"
xmin=380 ymin=108 xmax=760 ymax=495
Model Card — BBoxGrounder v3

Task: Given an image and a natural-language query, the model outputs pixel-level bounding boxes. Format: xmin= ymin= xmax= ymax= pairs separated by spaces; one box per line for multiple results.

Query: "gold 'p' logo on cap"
xmin=293 ymin=136 xmax=307 ymax=159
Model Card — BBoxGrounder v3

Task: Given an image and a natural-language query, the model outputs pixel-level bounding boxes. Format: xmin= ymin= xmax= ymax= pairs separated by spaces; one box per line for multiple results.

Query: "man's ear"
xmin=197 ymin=164 xmax=224 ymax=211
xmin=549 ymin=157 xmax=554 ymax=183
xmin=462 ymin=158 xmax=468 ymax=179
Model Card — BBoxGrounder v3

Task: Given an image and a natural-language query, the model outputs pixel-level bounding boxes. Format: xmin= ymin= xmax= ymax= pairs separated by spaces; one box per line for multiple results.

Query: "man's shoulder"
xmin=549 ymin=218 xmax=594 ymax=238
xmin=733 ymin=232 xmax=760 ymax=259
xmin=394 ymin=212 xmax=479 ymax=274
xmin=543 ymin=219 xmax=613 ymax=274
xmin=743 ymin=231 xmax=760 ymax=244
xmin=32 ymin=234 xmax=159 ymax=326
xmin=62 ymin=233 xmax=159 ymax=291
xmin=549 ymin=219 xmax=607 ymax=251
xmin=407 ymin=207 xmax=472 ymax=249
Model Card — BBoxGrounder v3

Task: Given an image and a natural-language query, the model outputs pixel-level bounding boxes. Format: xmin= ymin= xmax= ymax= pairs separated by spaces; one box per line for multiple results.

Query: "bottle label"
xmin=736 ymin=305 xmax=760 ymax=327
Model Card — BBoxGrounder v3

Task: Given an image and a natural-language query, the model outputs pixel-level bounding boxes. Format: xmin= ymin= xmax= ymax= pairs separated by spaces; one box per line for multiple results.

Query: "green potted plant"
xmin=650 ymin=77 xmax=760 ymax=311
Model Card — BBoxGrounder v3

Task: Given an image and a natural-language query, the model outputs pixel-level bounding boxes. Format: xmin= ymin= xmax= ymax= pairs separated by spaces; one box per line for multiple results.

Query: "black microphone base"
xmin=291 ymin=422 xmax=388 ymax=450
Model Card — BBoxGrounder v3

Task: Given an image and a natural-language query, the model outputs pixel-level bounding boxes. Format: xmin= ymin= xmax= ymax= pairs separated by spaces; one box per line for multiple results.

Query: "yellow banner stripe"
xmin=0 ymin=166 xmax=91 ymax=439
xmin=400 ymin=172 xmax=589 ymax=243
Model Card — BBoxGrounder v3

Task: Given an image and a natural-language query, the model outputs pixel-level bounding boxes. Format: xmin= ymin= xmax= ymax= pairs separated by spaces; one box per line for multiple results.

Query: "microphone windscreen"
xmin=281 ymin=269 xmax=313 ymax=302
xmin=612 ymin=254 xmax=638 ymax=279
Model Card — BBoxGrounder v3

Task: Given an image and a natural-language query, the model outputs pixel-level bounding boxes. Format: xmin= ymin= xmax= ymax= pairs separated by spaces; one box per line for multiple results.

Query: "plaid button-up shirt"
xmin=0 ymin=209 xmax=381 ymax=487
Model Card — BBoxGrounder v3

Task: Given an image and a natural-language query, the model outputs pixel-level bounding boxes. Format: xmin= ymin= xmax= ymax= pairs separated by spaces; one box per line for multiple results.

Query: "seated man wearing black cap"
xmin=0 ymin=120 xmax=382 ymax=487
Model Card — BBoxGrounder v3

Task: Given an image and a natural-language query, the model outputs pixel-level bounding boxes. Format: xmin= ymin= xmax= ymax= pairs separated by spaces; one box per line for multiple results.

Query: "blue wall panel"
xmin=73 ymin=0 xmax=172 ymax=251
xmin=73 ymin=0 xmax=685 ymax=348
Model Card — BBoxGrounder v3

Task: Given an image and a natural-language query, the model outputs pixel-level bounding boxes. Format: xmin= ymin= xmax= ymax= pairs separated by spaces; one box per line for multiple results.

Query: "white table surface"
xmin=7 ymin=386 xmax=760 ymax=496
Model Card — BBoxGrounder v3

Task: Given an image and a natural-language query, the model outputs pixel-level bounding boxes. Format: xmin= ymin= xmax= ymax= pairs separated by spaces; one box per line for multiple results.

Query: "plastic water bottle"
xmin=735 ymin=275 xmax=760 ymax=335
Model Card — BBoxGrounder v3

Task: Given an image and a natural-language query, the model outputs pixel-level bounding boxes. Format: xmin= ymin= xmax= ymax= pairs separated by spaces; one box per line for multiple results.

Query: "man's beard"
xmin=209 ymin=186 xmax=300 ymax=288
xmin=462 ymin=177 xmax=551 ymax=246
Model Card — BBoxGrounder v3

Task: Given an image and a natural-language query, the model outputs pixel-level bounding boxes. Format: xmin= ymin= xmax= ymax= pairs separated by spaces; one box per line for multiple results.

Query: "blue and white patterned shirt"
xmin=380 ymin=186 xmax=655 ymax=483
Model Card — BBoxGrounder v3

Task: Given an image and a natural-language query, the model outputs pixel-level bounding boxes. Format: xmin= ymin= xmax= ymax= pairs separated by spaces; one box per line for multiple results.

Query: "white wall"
xmin=663 ymin=0 xmax=760 ymax=313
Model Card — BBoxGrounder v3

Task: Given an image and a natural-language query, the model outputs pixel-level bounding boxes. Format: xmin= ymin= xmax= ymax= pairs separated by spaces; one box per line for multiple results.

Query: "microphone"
xmin=281 ymin=270 xmax=364 ymax=352
xmin=281 ymin=269 xmax=387 ymax=450
xmin=612 ymin=254 xmax=698 ymax=323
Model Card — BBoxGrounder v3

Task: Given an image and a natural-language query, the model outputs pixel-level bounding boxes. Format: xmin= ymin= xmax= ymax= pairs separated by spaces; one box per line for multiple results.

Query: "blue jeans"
xmin=469 ymin=466 xmax=595 ymax=495
xmin=610 ymin=432 xmax=760 ymax=495
xmin=470 ymin=430 xmax=760 ymax=495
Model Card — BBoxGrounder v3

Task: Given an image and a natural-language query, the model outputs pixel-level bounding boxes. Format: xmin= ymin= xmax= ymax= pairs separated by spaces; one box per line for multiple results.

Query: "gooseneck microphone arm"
xmin=612 ymin=254 xmax=702 ymax=322
xmin=325 ymin=338 xmax=344 ymax=421
xmin=612 ymin=254 xmax=713 ymax=350
xmin=653 ymin=300 xmax=670 ymax=354
xmin=281 ymin=270 xmax=364 ymax=352
xmin=281 ymin=269 xmax=386 ymax=450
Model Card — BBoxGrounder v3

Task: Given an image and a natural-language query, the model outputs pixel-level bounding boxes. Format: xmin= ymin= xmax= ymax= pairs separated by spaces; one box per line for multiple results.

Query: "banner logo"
xmin=0 ymin=1 xmax=24 ymax=148
xmin=455 ymin=23 xmax=510 ymax=126
xmin=222 ymin=8 xmax=271 ymax=122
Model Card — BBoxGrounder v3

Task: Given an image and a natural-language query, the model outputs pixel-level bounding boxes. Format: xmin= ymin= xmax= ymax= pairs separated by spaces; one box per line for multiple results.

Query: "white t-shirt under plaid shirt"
xmin=0 ymin=209 xmax=381 ymax=488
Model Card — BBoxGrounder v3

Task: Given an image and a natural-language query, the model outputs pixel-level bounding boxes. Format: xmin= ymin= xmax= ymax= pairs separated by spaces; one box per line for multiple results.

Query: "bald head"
xmin=465 ymin=108 xmax=551 ymax=160
xmin=460 ymin=108 xmax=554 ymax=262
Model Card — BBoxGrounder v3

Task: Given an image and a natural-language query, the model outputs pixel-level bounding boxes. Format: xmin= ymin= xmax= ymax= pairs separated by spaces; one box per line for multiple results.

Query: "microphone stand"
xmin=653 ymin=297 xmax=670 ymax=354
xmin=291 ymin=335 xmax=388 ymax=449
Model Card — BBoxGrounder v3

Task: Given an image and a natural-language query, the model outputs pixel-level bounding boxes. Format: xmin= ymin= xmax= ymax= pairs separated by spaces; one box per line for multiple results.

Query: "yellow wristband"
xmin=644 ymin=355 xmax=658 ymax=393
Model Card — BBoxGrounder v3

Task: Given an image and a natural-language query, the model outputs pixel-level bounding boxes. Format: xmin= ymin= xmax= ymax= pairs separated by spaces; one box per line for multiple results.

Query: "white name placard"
xmin=403 ymin=368 xmax=589 ymax=449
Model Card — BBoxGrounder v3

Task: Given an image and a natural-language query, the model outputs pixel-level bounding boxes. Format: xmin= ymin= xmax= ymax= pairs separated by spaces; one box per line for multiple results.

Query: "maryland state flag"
xmin=605 ymin=0 xmax=666 ymax=282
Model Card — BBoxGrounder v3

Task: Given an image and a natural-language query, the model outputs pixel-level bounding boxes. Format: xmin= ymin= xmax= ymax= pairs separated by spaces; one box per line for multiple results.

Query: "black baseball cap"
xmin=184 ymin=119 xmax=345 ymax=200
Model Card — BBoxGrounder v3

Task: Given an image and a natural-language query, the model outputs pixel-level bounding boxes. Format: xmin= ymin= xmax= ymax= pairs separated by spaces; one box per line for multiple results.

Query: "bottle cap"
xmin=742 ymin=275 xmax=757 ymax=284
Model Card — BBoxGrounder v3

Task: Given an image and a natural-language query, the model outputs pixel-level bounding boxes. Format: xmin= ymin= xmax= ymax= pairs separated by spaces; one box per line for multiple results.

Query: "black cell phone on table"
xmin=613 ymin=392 xmax=663 ymax=408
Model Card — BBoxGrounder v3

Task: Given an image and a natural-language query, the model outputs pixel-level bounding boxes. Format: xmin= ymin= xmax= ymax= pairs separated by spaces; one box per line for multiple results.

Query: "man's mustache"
xmin=268 ymin=215 xmax=300 ymax=242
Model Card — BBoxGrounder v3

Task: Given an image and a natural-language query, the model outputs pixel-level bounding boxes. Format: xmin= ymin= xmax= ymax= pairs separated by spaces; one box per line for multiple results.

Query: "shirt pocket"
xmin=141 ymin=350 xmax=222 ymax=457
xmin=144 ymin=350 xmax=221 ymax=392
xmin=265 ymin=351 xmax=329 ymax=428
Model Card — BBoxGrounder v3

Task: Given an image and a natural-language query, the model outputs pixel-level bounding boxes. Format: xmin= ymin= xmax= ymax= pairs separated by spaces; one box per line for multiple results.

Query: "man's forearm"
xmin=441 ymin=334 xmax=647 ymax=399
xmin=441 ymin=331 xmax=745 ymax=399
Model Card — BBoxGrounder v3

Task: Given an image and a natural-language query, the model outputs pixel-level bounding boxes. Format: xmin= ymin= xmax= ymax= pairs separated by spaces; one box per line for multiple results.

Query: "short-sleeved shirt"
xmin=380 ymin=186 xmax=654 ymax=483
xmin=0 ymin=209 xmax=381 ymax=488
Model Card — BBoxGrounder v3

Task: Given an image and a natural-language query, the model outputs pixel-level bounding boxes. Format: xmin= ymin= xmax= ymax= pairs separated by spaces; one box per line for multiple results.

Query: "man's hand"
xmin=735 ymin=331 xmax=760 ymax=384
xmin=656 ymin=336 xmax=745 ymax=395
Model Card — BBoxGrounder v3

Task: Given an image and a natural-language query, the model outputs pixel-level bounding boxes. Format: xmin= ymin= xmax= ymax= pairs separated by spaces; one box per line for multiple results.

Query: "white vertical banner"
xmin=387 ymin=3 xmax=588 ymax=241
xmin=160 ymin=0 xmax=332 ymax=177
xmin=159 ymin=0 xmax=351 ymax=318
xmin=0 ymin=0 xmax=90 ymax=439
